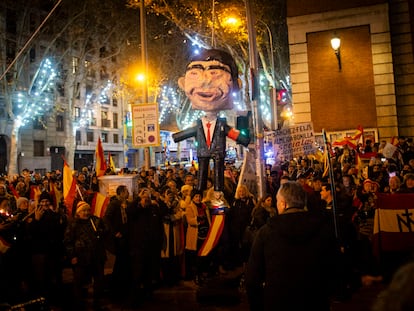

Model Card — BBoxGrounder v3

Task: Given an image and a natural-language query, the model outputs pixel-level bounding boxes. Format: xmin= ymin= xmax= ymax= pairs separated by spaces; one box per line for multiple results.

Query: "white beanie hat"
xmin=76 ymin=201 xmax=91 ymax=215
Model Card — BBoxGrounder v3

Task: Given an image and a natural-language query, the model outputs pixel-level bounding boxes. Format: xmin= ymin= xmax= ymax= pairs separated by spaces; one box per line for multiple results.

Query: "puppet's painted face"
xmin=179 ymin=60 xmax=234 ymax=112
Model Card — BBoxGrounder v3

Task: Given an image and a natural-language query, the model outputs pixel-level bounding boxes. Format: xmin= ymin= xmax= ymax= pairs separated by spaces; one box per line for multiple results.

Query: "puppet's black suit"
xmin=173 ymin=118 xmax=249 ymax=192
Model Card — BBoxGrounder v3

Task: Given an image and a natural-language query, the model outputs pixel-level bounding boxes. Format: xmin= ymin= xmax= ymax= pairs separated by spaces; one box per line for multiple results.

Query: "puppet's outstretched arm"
xmin=226 ymin=125 xmax=250 ymax=147
xmin=172 ymin=126 xmax=197 ymax=143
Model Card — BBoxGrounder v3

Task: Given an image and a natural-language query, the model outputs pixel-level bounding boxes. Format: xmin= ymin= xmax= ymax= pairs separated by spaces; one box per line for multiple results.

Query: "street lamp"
xmin=139 ymin=0 xmax=151 ymax=170
xmin=331 ymin=35 xmax=342 ymax=71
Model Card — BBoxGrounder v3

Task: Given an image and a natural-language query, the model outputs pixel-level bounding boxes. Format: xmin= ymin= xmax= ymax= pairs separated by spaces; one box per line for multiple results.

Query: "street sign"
xmin=131 ymin=103 xmax=160 ymax=148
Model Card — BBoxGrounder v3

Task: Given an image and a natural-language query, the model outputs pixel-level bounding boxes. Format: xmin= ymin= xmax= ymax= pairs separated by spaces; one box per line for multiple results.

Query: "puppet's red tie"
xmin=206 ymin=122 xmax=212 ymax=148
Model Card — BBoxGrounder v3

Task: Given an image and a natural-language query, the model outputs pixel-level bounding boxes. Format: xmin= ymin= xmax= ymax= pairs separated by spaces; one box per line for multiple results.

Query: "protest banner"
xmin=268 ymin=122 xmax=316 ymax=161
xmin=372 ymin=193 xmax=414 ymax=257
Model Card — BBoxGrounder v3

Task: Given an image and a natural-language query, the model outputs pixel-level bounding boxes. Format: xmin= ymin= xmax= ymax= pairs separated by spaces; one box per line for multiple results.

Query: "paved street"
xmin=49 ymin=253 xmax=385 ymax=311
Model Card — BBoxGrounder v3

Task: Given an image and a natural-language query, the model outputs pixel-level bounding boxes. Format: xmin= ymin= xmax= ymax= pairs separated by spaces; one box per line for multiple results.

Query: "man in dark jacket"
xmin=103 ymin=185 xmax=130 ymax=298
xmin=126 ymin=188 xmax=163 ymax=307
xmin=246 ymin=181 xmax=340 ymax=311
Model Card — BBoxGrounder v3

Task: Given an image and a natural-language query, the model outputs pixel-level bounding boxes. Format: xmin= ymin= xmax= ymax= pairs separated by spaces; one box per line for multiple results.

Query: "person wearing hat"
xmin=172 ymin=49 xmax=250 ymax=194
xmin=64 ymin=201 xmax=107 ymax=309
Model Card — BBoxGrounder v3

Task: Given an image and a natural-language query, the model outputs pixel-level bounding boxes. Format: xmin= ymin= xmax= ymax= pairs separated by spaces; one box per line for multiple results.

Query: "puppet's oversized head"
xmin=178 ymin=49 xmax=239 ymax=113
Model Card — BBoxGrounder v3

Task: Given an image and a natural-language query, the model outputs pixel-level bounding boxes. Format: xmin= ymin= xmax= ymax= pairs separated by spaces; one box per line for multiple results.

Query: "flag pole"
xmin=245 ymin=0 xmax=266 ymax=198
xmin=322 ymin=129 xmax=339 ymax=240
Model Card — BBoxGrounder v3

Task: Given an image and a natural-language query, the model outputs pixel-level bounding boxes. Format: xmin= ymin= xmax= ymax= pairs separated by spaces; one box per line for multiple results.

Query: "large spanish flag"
xmin=332 ymin=125 xmax=364 ymax=149
xmin=95 ymin=137 xmax=107 ymax=177
xmin=372 ymin=193 xmax=414 ymax=257
xmin=198 ymin=214 xmax=225 ymax=257
xmin=63 ymin=159 xmax=77 ymax=217
xmin=91 ymin=192 xmax=110 ymax=218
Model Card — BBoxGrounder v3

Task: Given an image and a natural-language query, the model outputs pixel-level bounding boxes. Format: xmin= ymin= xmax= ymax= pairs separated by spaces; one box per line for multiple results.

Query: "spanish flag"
xmin=332 ymin=125 xmax=364 ymax=149
xmin=108 ymin=152 xmax=116 ymax=173
xmin=198 ymin=209 xmax=225 ymax=257
xmin=91 ymin=192 xmax=110 ymax=218
xmin=95 ymin=137 xmax=107 ymax=177
xmin=63 ymin=159 xmax=77 ymax=217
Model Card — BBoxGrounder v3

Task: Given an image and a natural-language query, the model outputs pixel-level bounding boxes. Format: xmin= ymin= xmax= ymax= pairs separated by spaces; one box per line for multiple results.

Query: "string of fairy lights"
xmin=13 ymin=56 xmax=284 ymax=137
xmin=14 ymin=58 xmax=56 ymax=129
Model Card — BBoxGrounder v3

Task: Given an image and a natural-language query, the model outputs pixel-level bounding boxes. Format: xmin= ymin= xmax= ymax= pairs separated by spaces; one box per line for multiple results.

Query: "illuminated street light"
xmin=139 ymin=0 xmax=151 ymax=169
xmin=136 ymin=73 xmax=145 ymax=82
xmin=330 ymin=35 xmax=342 ymax=71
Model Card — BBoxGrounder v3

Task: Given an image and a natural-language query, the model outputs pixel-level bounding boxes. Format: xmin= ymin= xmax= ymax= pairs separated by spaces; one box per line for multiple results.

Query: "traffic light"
xmin=276 ymin=89 xmax=291 ymax=129
xmin=237 ymin=111 xmax=252 ymax=140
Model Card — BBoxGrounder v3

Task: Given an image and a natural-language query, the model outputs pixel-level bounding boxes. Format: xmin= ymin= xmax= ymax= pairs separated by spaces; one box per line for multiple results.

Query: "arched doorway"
xmin=0 ymin=135 xmax=7 ymax=175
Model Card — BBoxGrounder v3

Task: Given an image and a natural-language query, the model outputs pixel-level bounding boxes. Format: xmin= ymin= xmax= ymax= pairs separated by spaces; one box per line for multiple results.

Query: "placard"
xmin=131 ymin=103 xmax=160 ymax=148
xmin=272 ymin=122 xmax=316 ymax=160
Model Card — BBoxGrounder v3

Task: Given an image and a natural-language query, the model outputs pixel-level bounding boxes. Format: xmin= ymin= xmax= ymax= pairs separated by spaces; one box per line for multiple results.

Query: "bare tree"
xmin=129 ymin=0 xmax=290 ymax=127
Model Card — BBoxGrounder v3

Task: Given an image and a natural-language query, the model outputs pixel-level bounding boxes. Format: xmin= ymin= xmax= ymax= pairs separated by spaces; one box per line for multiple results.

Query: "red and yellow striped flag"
xmin=91 ymin=192 xmax=110 ymax=218
xmin=95 ymin=137 xmax=107 ymax=177
xmin=63 ymin=159 xmax=77 ymax=217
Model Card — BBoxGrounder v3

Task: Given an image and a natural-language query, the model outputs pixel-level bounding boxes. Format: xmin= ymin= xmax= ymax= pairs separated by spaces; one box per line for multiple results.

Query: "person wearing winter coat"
xmin=64 ymin=201 xmax=107 ymax=310
xmin=184 ymin=189 xmax=211 ymax=283
xmin=246 ymin=181 xmax=341 ymax=311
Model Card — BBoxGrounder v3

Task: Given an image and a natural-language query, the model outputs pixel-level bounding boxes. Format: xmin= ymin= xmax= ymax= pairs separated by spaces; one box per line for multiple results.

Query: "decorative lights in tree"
xmin=14 ymin=58 xmax=57 ymax=130
xmin=158 ymin=85 xmax=180 ymax=124
xmin=77 ymin=80 xmax=113 ymax=129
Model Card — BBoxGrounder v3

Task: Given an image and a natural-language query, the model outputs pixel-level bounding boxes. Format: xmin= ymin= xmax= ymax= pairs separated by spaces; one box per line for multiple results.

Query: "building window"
xmin=101 ymin=133 xmax=108 ymax=143
xmin=85 ymin=60 xmax=95 ymax=77
xmin=76 ymin=131 xmax=81 ymax=144
xmin=112 ymin=97 xmax=118 ymax=107
xmin=101 ymin=111 xmax=110 ymax=127
xmin=56 ymin=115 xmax=64 ymax=131
xmin=87 ymin=131 xmax=94 ymax=142
xmin=33 ymin=116 xmax=46 ymax=130
xmin=30 ymin=48 xmax=36 ymax=62
xmin=100 ymin=66 xmax=109 ymax=80
xmin=57 ymin=83 xmax=65 ymax=97
xmin=76 ymin=82 xmax=81 ymax=99
xmin=85 ymin=82 xmax=93 ymax=98
xmin=72 ymin=57 xmax=79 ymax=74
xmin=74 ymin=107 xmax=80 ymax=121
xmin=113 ymin=134 xmax=119 ymax=144
xmin=113 ymin=113 xmax=118 ymax=129
xmin=33 ymin=140 xmax=44 ymax=156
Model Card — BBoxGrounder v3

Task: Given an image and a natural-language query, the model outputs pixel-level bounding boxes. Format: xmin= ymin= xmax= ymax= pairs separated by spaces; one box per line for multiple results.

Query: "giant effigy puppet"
xmin=173 ymin=49 xmax=250 ymax=194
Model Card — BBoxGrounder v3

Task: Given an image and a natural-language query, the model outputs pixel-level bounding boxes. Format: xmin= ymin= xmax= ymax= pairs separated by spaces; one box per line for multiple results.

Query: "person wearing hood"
xmin=245 ymin=181 xmax=341 ymax=311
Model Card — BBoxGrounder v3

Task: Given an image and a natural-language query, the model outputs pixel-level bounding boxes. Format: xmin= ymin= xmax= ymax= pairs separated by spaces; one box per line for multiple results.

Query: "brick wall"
xmin=307 ymin=25 xmax=377 ymax=132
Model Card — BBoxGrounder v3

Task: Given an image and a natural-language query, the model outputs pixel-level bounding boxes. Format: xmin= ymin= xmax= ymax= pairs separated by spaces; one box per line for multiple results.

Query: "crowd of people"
xmin=0 ymin=136 xmax=413 ymax=310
